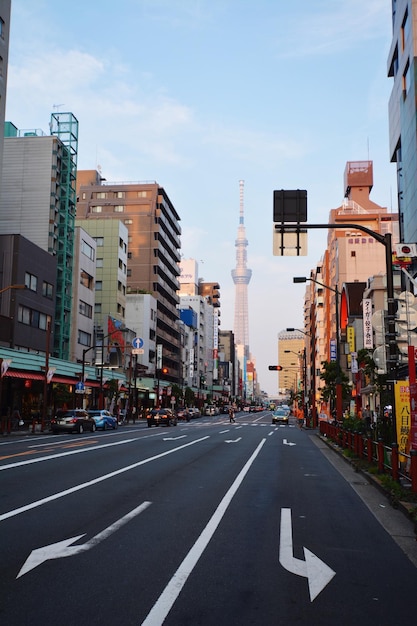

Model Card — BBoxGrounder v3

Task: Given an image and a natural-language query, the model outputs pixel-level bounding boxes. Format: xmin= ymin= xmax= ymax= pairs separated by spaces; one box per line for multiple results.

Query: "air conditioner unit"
xmin=395 ymin=243 xmax=417 ymax=258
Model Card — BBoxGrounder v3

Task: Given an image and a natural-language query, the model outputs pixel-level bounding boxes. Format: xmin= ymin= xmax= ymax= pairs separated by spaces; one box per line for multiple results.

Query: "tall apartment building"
xmin=0 ymin=1 xmax=11 ymax=190
xmin=388 ymin=0 xmax=417 ymax=246
xmin=0 ymin=113 xmax=79 ymax=360
xmin=76 ymin=171 xmax=181 ymax=381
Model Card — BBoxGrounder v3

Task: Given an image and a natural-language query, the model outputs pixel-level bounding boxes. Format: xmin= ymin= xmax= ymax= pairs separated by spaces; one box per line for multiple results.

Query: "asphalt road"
xmin=1 ymin=411 xmax=417 ymax=625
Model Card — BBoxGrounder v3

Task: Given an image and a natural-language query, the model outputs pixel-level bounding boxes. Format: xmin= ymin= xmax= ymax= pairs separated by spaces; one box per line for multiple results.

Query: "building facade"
xmin=0 ymin=113 xmax=79 ymax=360
xmin=0 ymin=1 xmax=11 ymax=190
xmin=388 ymin=0 xmax=417 ymax=246
xmin=76 ymin=171 xmax=181 ymax=383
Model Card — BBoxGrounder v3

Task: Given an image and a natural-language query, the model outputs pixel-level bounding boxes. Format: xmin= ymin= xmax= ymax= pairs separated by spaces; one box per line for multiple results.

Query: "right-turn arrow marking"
xmin=279 ymin=507 xmax=336 ymax=602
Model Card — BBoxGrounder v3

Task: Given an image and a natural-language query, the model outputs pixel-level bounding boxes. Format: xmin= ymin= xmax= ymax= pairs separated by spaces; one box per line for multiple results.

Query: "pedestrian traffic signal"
xmin=268 ymin=365 xmax=283 ymax=371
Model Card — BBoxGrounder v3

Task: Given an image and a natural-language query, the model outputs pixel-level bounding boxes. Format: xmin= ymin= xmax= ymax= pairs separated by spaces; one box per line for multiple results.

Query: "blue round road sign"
xmin=132 ymin=337 xmax=144 ymax=349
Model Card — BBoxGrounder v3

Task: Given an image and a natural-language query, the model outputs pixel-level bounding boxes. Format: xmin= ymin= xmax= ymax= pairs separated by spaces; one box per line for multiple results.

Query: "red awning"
xmin=3 ymin=371 xmax=44 ymax=380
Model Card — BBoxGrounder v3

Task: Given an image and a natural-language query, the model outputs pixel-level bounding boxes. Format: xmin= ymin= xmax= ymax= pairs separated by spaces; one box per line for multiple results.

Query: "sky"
xmin=5 ymin=0 xmax=397 ymax=396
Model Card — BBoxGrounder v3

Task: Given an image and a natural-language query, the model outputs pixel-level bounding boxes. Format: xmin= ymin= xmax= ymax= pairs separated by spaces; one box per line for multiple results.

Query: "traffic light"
xmin=161 ymin=367 xmax=168 ymax=375
xmin=268 ymin=365 xmax=283 ymax=371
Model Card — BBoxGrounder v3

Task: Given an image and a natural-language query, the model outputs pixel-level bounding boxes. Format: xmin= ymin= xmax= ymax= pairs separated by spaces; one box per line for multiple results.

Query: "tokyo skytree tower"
xmin=232 ymin=180 xmax=252 ymax=357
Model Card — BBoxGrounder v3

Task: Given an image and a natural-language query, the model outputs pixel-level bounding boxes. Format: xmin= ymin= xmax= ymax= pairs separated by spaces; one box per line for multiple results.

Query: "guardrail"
xmin=319 ymin=420 xmax=417 ymax=494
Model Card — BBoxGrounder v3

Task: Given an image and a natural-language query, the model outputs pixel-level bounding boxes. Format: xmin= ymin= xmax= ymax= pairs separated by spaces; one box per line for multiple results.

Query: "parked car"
xmin=272 ymin=408 xmax=290 ymax=425
xmin=147 ymin=408 xmax=178 ymax=427
xmin=221 ymin=405 xmax=231 ymax=414
xmin=51 ymin=409 xmax=96 ymax=434
xmin=87 ymin=409 xmax=118 ymax=430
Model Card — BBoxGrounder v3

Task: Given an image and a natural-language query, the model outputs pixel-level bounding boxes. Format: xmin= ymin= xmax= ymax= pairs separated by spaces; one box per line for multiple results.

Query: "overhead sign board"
xmin=273 ymin=189 xmax=307 ymax=223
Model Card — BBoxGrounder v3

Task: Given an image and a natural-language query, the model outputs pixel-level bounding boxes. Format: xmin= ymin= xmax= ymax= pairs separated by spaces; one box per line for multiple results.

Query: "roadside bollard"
xmin=377 ymin=439 xmax=385 ymax=473
xmin=410 ymin=450 xmax=417 ymax=494
xmin=358 ymin=432 xmax=362 ymax=456
xmin=391 ymin=443 xmax=399 ymax=482
xmin=367 ymin=437 xmax=373 ymax=463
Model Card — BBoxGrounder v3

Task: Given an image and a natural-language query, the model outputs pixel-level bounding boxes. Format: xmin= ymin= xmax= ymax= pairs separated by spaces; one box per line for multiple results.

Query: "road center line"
xmin=0 ymin=436 xmax=210 ymax=522
xmin=141 ymin=438 xmax=266 ymax=626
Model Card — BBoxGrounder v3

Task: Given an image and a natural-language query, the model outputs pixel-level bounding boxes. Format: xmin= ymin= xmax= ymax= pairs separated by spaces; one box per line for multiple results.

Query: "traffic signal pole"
xmin=275 ymin=222 xmax=397 ymax=442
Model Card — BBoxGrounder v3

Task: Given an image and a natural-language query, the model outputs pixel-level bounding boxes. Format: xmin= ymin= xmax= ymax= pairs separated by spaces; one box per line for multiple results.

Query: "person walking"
xmin=229 ymin=406 xmax=235 ymax=423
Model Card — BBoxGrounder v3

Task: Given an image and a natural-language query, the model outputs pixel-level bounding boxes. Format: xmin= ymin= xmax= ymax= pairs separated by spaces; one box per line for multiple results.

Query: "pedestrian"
xmin=296 ymin=406 xmax=304 ymax=429
xmin=11 ymin=407 xmax=21 ymax=430
xmin=229 ymin=406 xmax=235 ymax=423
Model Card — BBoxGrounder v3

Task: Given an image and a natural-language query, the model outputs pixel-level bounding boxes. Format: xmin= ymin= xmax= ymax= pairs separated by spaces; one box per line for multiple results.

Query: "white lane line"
xmin=141 ymin=438 xmax=266 ymax=626
xmin=0 ymin=438 xmax=138 ymax=470
xmin=0 ymin=436 xmax=209 ymax=522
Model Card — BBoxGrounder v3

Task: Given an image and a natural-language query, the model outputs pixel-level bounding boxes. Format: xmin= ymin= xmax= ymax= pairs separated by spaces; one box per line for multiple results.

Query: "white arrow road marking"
xmin=17 ymin=501 xmax=151 ymax=579
xmin=283 ymin=439 xmax=296 ymax=446
xmin=225 ymin=437 xmax=242 ymax=443
xmin=163 ymin=435 xmax=187 ymax=441
xmin=279 ymin=508 xmax=335 ymax=602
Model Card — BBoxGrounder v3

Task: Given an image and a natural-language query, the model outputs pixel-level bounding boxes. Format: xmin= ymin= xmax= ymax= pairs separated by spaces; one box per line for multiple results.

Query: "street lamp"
xmin=293 ymin=276 xmax=342 ymax=421
xmin=0 ymin=284 xmax=26 ymax=295
xmin=81 ymin=328 xmax=128 ymax=408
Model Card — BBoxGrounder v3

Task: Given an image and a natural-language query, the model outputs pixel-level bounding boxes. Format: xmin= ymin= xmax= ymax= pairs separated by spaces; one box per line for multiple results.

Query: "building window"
xmin=82 ymin=192 xmax=86 ymax=200
xmin=137 ymin=190 xmax=148 ymax=198
xmin=128 ymin=252 xmax=132 ymax=259
xmin=96 ymin=258 xmax=103 ymax=268
xmin=42 ymin=281 xmax=53 ymax=298
xmin=96 ymin=281 xmax=103 ymax=291
xmin=403 ymin=59 xmax=410 ymax=96
xmin=81 ymin=239 xmax=95 ymax=261
xmin=115 ymin=191 xmax=125 ymax=199
xmin=79 ymin=300 xmax=93 ymax=318
xmin=95 ymin=303 xmax=102 ymax=314
xmin=114 ymin=205 xmax=124 ymax=213
xmin=127 ymin=269 xmax=132 ymax=277
xmin=96 ymin=192 xmax=107 ymax=199
xmin=80 ymin=270 xmax=94 ymax=289
xmin=351 ymin=251 xmax=356 ymax=257
xmin=92 ymin=206 xmax=103 ymax=213
xmin=0 ymin=18 xmax=4 ymax=38
xmin=95 ymin=237 xmax=104 ymax=247
xmin=401 ymin=9 xmax=410 ymax=51
xmin=25 ymin=272 xmax=37 ymax=292
xmin=18 ymin=305 xmax=51 ymax=330
xmin=124 ymin=219 xmax=133 ymax=225
xmin=78 ymin=330 xmax=91 ymax=347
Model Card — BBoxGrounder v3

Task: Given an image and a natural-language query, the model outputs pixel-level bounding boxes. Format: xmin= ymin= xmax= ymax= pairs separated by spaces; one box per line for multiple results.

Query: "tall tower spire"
xmin=232 ymin=180 xmax=252 ymax=356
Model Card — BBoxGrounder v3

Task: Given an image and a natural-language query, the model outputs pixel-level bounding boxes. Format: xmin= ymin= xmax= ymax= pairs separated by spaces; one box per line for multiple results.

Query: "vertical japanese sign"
xmin=409 ymin=382 xmax=417 ymax=452
xmin=394 ymin=381 xmax=410 ymax=459
xmin=362 ymin=299 xmax=373 ymax=349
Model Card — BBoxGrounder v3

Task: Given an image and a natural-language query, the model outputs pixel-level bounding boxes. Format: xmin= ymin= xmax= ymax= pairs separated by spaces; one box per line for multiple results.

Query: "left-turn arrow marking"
xmin=17 ymin=501 xmax=151 ymax=578
xmin=279 ymin=507 xmax=335 ymax=602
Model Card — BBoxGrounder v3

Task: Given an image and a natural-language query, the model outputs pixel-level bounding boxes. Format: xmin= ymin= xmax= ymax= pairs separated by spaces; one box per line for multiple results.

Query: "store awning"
xmin=3 ymin=371 xmax=44 ymax=380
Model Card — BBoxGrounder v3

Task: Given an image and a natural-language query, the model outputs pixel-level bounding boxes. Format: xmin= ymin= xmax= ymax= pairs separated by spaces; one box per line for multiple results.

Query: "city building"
xmin=277 ymin=330 xmax=305 ymax=398
xmin=69 ymin=227 xmax=96 ymax=364
xmin=0 ymin=113 xmax=79 ymax=360
xmin=387 ymin=0 xmax=417 ymax=248
xmin=76 ymin=171 xmax=181 ymax=382
xmin=0 ymin=1 xmax=11 ymax=190
xmin=0 ymin=234 xmax=56 ymax=353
